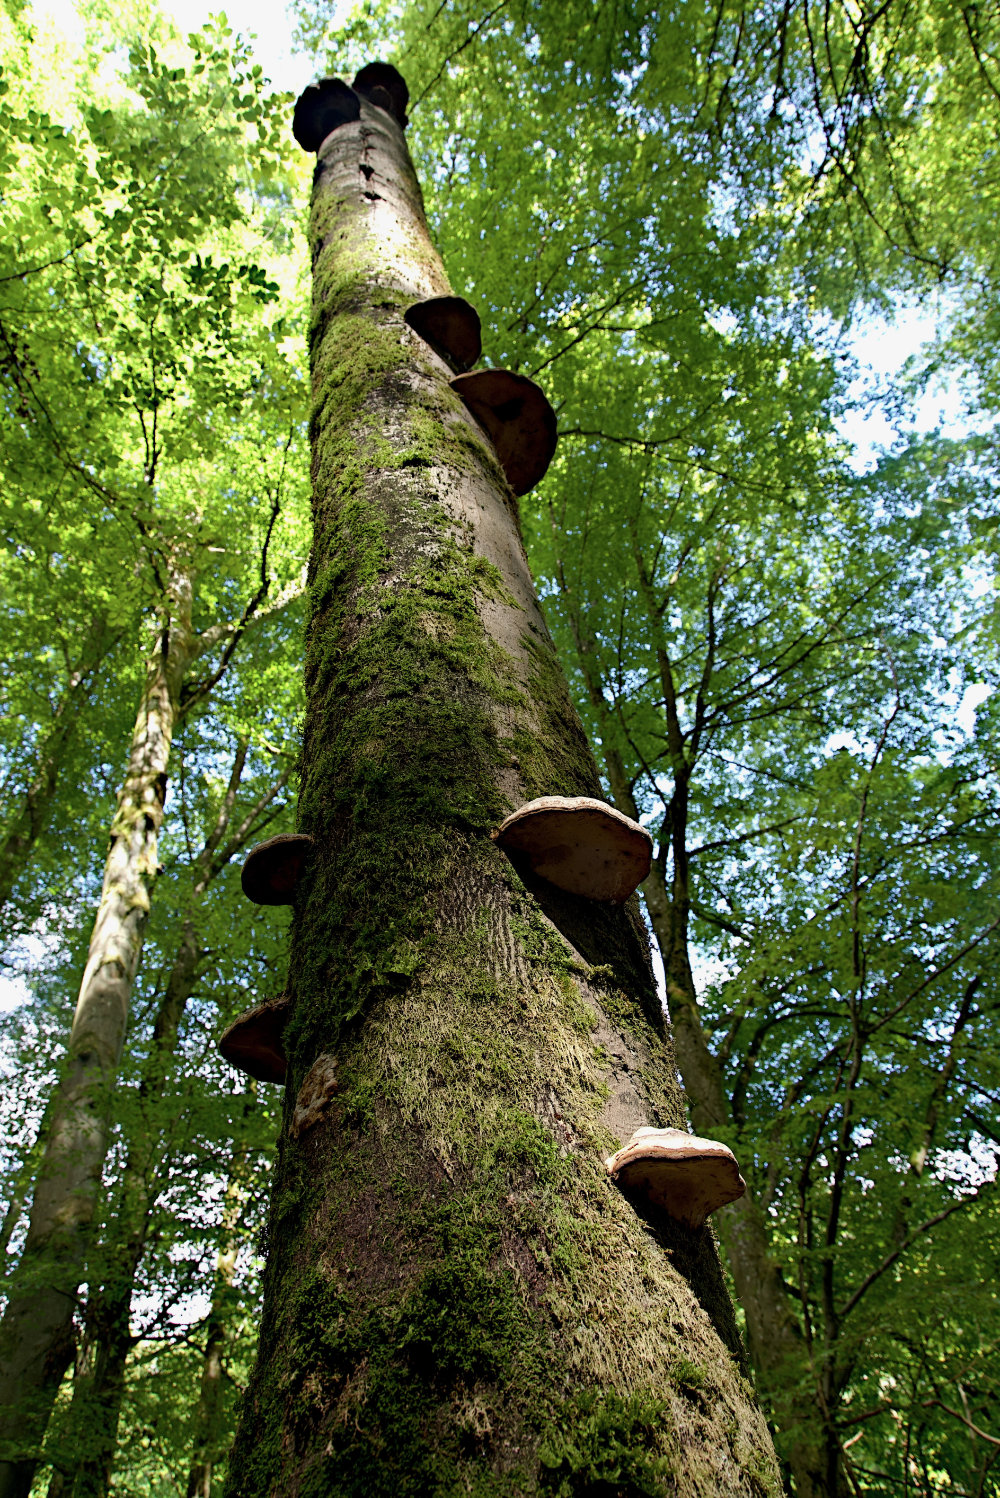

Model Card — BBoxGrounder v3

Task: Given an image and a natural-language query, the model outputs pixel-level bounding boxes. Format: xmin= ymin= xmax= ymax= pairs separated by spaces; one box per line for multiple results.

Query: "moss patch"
xmin=538 ymin=1388 xmax=675 ymax=1497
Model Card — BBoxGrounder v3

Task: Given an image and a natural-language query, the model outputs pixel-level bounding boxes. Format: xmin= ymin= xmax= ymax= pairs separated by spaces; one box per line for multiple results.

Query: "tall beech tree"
xmin=2 ymin=0 xmax=999 ymax=1491
xmin=223 ymin=68 xmax=779 ymax=1497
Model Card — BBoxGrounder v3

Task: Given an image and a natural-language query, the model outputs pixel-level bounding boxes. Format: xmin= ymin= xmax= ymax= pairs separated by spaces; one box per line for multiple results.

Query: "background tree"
xmin=0 ymin=10 xmax=308 ymax=1493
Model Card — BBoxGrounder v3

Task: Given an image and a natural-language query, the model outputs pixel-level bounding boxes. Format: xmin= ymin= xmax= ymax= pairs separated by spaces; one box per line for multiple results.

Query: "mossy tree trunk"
xmin=0 ymin=562 xmax=201 ymax=1498
xmin=42 ymin=747 xmax=289 ymax=1498
xmin=224 ymin=83 xmax=781 ymax=1498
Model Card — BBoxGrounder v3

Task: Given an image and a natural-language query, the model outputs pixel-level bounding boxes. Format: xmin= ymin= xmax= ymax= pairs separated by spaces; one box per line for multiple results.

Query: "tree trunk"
xmin=561 ymin=584 xmax=835 ymax=1496
xmin=224 ymin=79 xmax=780 ymax=1498
xmin=0 ymin=576 xmax=193 ymax=1498
xmin=46 ymin=923 xmax=203 ymax=1498
xmin=0 ymin=628 xmax=111 ymax=923
xmin=185 ymin=1148 xmax=248 ymax=1498
xmin=643 ymin=857 xmax=833 ymax=1498
xmin=0 ymin=1124 xmax=46 ymax=1269
xmin=41 ymin=746 xmax=288 ymax=1498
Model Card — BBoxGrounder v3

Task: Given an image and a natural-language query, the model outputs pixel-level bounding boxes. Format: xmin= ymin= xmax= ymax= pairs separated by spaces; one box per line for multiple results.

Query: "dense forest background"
xmin=1 ymin=0 xmax=997 ymax=1493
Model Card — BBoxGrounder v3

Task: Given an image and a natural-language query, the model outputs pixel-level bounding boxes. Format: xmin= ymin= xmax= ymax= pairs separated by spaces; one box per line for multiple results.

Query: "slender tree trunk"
xmin=48 ymin=924 xmax=204 ymax=1498
xmin=0 ymin=576 xmax=194 ymax=1498
xmin=643 ymin=855 xmax=833 ymax=1498
xmin=224 ymin=78 xmax=780 ymax=1497
xmin=0 ymin=1122 xmax=47 ymax=1270
xmin=0 ymin=629 xmax=112 ymax=922
xmin=185 ymin=1149 xmax=248 ymax=1498
xmin=561 ymin=569 xmax=835 ymax=1496
xmin=42 ymin=1331 xmax=98 ymax=1498
xmin=43 ymin=748 xmax=289 ymax=1498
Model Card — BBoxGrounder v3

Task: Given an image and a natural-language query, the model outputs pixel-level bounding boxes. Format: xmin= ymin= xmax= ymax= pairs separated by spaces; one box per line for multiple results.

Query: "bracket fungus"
xmin=605 ymin=1126 xmax=746 ymax=1230
xmin=218 ymin=995 xmax=291 ymax=1085
xmin=494 ymin=795 xmax=652 ymax=903
xmin=450 ymin=369 xmax=557 ymax=495
xmin=404 ymin=296 xmax=482 ymax=373
xmin=292 ymin=77 xmax=361 ymax=153
xmin=352 ymin=63 xmax=409 ymax=128
xmin=241 ymin=833 xmax=314 ymax=906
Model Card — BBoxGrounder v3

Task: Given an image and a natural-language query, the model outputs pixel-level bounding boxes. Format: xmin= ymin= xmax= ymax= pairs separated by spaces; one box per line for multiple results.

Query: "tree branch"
xmin=839 ymin=1193 xmax=978 ymax=1322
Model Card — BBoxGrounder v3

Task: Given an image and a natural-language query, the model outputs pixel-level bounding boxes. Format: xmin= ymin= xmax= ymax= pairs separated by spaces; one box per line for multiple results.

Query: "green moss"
xmin=251 ymin=1137 xmax=561 ymax=1498
xmin=478 ymin=1110 xmax=565 ymax=1184
xmin=397 ymin=405 xmax=496 ymax=480
xmin=400 ymin=1259 xmax=525 ymax=1383
xmin=537 ymin=1388 xmax=675 ymax=1497
xmin=508 ymin=632 xmax=601 ymax=803
xmin=670 ymin=1355 xmax=707 ymax=1393
xmin=309 ymin=313 xmax=410 ymax=451
xmin=507 ymin=903 xmax=578 ymax=974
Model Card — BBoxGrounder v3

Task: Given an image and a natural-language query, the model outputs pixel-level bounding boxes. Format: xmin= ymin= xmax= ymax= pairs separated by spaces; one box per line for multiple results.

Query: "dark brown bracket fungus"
xmin=450 ymin=369 xmax=557 ymax=495
xmin=292 ymin=77 xmax=361 ymax=152
xmin=241 ymin=833 xmax=314 ymax=906
xmin=404 ymin=296 xmax=482 ymax=373
xmin=605 ymin=1126 xmax=746 ymax=1230
xmin=218 ymin=995 xmax=291 ymax=1085
xmin=352 ymin=63 xmax=409 ymax=129
xmin=493 ymin=795 xmax=652 ymax=903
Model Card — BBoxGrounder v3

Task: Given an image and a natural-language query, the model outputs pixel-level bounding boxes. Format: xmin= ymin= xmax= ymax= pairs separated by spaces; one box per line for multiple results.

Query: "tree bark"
xmin=224 ymin=82 xmax=780 ymax=1497
xmin=0 ymin=571 xmax=194 ymax=1498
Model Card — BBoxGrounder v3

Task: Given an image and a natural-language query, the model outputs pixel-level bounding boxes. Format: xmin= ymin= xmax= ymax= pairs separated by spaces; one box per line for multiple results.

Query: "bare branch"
xmin=839 ymin=1194 xmax=979 ymax=1322
xmin=922 ymin=1399 xmax=1000 ymax=1448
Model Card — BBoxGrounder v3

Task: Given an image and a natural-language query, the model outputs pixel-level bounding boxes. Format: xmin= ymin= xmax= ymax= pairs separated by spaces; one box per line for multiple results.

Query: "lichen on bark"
xmin=223 ymin=90 xmax=781 ymax=1498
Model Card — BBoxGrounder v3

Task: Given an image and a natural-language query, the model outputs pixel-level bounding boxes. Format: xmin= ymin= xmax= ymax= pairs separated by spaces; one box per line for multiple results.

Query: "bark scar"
xmin=290 ymin=1053 xmax=339 ymax=1139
